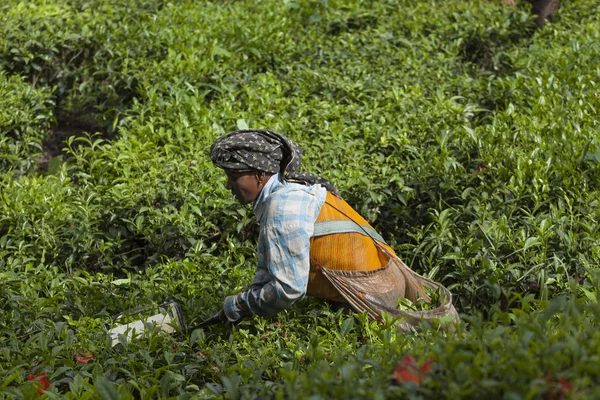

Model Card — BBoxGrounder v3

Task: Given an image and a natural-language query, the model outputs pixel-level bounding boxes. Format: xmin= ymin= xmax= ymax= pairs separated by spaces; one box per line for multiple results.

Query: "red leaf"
xmin=559 ymin=378 xmax=573 ymax=394
xmin=401 ymin=355 xmax=417 ymax=367
xmin=420 ymin=359 xmax=435 ymax=375
xmin=394 ymin=356 xmax=435 ymax=385
xmin=74 ymin=352 xmax=94 ymax=364
xmin=471 ymin=162 xmax=488 ymax=174
xmin=543 ymin=376 xmax=574 ymax=400
xmin=394 ymin=367 xmax=421 ymax=384
xmin=27 ymin=372 xmax=50 ymax=395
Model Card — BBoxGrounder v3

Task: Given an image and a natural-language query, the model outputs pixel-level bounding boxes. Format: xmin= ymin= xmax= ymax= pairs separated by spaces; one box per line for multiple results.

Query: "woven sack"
xmin=320 ymin=243 xmax=459 ymax=332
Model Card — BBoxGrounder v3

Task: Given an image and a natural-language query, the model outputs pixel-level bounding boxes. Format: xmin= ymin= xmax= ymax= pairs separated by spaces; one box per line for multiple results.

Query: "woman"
xmin=210 ymin=129 xmax=457 ymax=329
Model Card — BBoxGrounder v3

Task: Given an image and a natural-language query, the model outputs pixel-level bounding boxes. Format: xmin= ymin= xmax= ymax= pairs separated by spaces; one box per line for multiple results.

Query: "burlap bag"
xmin=320 ymin=243 xmax=459 ymax=332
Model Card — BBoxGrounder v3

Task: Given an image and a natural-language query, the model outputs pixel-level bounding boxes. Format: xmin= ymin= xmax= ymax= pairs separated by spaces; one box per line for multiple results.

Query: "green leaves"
xmin=94 ymin=376 xmax=119 ymax=400
xmin=0 ymin=72 xmax=54 ymax=174
xmin=1 ymin=0 xmax=600 ymax=397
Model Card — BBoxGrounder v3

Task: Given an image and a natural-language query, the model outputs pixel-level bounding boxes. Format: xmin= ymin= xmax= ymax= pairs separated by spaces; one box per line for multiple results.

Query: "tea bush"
xmin=0 ymin=73 xmax=54 ymax=173
xmin=0 ymin=0 xmax=166 ymax=124
xmin=1 ymin=0 xmax=600 ymax=398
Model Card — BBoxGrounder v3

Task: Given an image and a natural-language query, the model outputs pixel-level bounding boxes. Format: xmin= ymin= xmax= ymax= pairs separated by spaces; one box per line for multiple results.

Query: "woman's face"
xmin=224 ymin=170 xmax=266 ymax=205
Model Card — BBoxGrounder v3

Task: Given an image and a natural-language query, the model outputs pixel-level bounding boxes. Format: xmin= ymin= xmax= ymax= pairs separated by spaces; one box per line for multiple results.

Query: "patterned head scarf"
xmin=210 ymin=129 xmax=339 ymax=196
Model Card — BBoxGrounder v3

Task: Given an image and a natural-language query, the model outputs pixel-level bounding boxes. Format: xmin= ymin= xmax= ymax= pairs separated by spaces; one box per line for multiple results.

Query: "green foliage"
xmin=1 ymin=0 xmax=600 ymax=397
xmin=0 ymin=72 xmax=54 ymax=173
xmin=0 ymin=0 xmax=166 ymax=123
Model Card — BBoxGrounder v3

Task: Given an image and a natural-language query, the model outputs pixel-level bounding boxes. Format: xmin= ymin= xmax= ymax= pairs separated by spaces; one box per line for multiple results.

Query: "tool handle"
xmin=186 ymin=312 xmax=222 ymax=332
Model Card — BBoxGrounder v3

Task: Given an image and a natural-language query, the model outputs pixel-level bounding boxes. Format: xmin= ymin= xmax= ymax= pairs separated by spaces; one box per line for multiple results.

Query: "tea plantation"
xmin=1 ymin=0 xmax=599 ymax=398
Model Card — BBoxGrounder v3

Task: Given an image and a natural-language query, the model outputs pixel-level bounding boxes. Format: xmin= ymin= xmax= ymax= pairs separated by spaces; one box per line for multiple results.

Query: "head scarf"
xmin=210 ymin=129 xmax=340 ymax=196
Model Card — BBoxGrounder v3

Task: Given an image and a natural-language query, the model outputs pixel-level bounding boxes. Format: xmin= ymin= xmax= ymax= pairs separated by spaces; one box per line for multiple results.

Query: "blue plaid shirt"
xmin=223 ymin=174 xmax=327 ymax=322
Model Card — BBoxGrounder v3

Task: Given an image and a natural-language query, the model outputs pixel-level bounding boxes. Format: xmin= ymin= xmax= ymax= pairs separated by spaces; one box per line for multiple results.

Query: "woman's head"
xmin=210 ymin=130 xmax=298 ymax=204
xmin=210 ymin=129 xmax=340 ymax=200
xmin=223 ymin=169 xmax=272 ymax=205
xmin=209 ymin=129 xmax=301 ymax=175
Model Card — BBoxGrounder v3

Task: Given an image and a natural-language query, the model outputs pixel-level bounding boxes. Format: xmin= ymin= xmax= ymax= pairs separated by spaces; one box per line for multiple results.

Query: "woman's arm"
xmin=222 ymin=189 xmax=321 ymax=322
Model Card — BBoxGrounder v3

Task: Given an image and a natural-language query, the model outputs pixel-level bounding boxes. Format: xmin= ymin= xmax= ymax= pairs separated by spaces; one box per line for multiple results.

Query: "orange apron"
xmin=307 ymin=193 xmax=395 ymax=302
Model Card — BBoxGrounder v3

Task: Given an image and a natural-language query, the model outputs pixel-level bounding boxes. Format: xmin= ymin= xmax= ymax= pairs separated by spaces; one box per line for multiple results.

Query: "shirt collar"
xmin=253 ymin=174 xmax=282 ymax=220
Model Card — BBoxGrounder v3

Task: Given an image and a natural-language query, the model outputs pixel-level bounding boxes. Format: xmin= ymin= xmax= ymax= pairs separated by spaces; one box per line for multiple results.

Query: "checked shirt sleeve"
xmin=222 ymin=189 xmax=321 ymax=322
